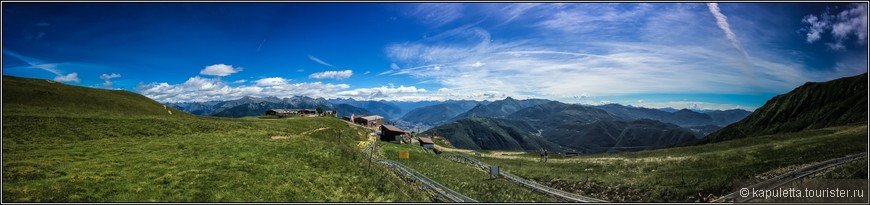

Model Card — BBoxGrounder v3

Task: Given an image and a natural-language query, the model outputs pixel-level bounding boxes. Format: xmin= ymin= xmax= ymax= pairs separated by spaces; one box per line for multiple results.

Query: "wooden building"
xmin=418 ymin=137 xmax=435 ymax=150
xmin=380 ymin=124 xmax=410 ymax=142
xmin=355 ymin=115 xmax=384 ymax=128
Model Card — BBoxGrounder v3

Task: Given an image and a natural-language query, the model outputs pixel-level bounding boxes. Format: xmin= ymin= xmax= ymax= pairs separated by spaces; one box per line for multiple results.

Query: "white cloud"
xmin=54 ymin=73 xmax=80 ymax=83
xmin=199 ymin=64 xmax=242 ymax=76
xmin=137 ymin=76 xmax=350 ymax=102
xmin=335 ymin=85 xmax=427 ymax=99
xmin=309 ymin=70 xmax=353 ymax=79
xmin=99 ymin=73 xmax=121 ymax=87
xmin=232 ymin=79 xmax=247 ymax=84
xmin=390 ymin=63 xmax=401 ymax=70
xmin=308 ymin=55 xmax=335 ymax=67
xmin=802 ymin=14 xmax=827 ymax=43
xmin=801 ymin=3 xmax=868 ymax=50
xmin=471 ymin=61 xmax=485 ymax=67
xmin=254 ymin=77 xmax=289 ymax=86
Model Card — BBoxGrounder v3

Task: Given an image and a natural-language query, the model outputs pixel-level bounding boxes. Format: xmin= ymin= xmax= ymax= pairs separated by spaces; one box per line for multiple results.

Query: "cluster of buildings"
xmin=265 ymin=109 xmax=437 ymax=152
xmin=379 ymin=124 xmax=435 ymax=150
xmin=344 ymin=114 xmax=436 ymax=151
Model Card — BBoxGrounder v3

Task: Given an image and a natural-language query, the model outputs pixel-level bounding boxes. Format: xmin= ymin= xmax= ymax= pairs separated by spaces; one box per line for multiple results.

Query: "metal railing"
xmin=360 ymin=140 xmax=477 ymax=202
xmin=379 ymin=160 xmax=478 ymax=202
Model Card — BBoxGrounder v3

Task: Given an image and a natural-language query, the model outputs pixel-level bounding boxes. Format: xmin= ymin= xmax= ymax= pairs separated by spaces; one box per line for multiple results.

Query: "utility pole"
xmin=368 ymin=134 xmax=375 ymax=171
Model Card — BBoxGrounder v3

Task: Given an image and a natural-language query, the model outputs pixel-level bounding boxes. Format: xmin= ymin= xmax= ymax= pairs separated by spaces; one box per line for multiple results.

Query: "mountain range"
xmin=167 ymin=96 xmax=374 ymax=118
xmin=426 ymin=100 xmax=707 ymax=153
xmin=593 ymin=104 xmax=751 ymax=127
xmin=399 ymin=100 xmax=482 ymax=125
xmin=424 ymin=71 xmax=868 ymax=153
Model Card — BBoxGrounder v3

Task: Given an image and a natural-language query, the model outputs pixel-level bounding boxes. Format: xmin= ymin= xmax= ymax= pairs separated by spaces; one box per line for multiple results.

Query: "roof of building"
xmin=418 ymin=137 xmax=434 ymax=144
xmin=268 ymin=109 xmax=293 ymax=113
xmin=360 ymin=115 xmax=384 ymax=121
xmin=381 ymin=124 xmax=408 ymax=133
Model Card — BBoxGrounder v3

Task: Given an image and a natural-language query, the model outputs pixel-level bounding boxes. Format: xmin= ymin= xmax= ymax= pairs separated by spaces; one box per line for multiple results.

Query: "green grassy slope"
xmin=2 ymin=75 xmax=188 ymax=118
xmin=379 ymin=142 xmax=557 ymax=202
xmin=2 ymin=75 xmax=429 ymax=202
xmin=703 ymin=72 xmax=867 ymax=143
xmin=472 ymin=123 xmax=867 ymax=202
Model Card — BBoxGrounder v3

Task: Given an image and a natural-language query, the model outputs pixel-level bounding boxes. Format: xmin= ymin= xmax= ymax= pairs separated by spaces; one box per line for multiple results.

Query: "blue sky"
xmin=3 ymin=3 xmax=868 ymax=110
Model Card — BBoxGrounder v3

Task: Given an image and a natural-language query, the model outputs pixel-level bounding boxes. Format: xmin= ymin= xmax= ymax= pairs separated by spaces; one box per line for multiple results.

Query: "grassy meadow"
xmin=378 ymin=142 xmax=557 ymax=202
xmin=469 ymin=123 xmax=868 ymax=202
xmin=2 ymin=75 xmax=430 ymax=202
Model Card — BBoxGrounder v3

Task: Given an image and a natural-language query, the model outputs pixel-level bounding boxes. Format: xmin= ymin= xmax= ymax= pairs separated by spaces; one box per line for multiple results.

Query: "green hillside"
xmin=3 ymin=75 xmax=188 ymax=118
xmin=2 ymin=75 xmax=429 ymax=202
xmin=703 ymin=72 xmax=868 ymax=143
xmin=379 ymin=142 xmax=556 ymax=202
xmin=472 ymin=123 xmax=867 ymax=202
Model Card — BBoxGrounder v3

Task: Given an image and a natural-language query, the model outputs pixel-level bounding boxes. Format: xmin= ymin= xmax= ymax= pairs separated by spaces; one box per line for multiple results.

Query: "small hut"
xmin=418 ymin=137 xmax=435 ymax=150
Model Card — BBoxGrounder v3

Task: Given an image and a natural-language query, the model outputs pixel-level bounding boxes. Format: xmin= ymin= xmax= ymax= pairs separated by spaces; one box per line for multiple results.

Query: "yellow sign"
xmin=399 ymin=151 xmax=409 ymax=159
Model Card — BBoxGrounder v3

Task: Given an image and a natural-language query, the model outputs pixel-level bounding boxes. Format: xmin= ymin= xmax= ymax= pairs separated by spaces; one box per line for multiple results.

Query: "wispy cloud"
xmin=801 ymin=3 xmax=868 ymax=50
xmin=199 ymin=64 xmax=243 ymax=76
xmin=536 ymin=3 xmax=652 ymax=34
xmin=309 ymin=70 xmax=353 ymax=79
xmin=381 ymin=4 xmax=849 ymax=105
xmin=707 ymin=3 xmax=750 ymax=60
xmin=99 ymin=73 xmax=121 ymax=87
xmin=307 ymin=55 xmax=335 ymax=67
xmin=256 ymin=38 xmax=266 ymax=52
xmin=408 ymin=3 xmax=464 ymax=27
xmin=3 ymin=49 xmax=62 ymax=75
xmin=3 ymin=49 xmax=85 ymax=83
